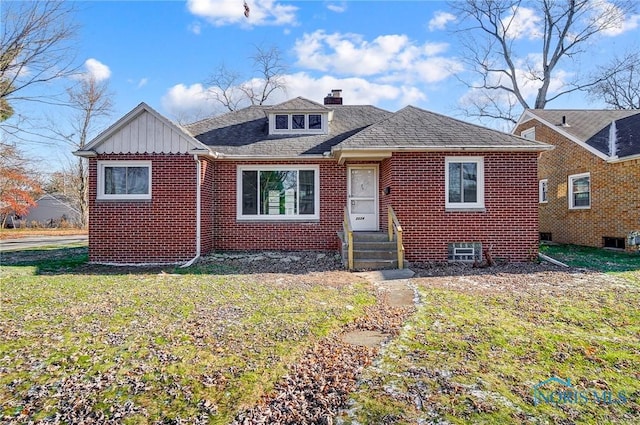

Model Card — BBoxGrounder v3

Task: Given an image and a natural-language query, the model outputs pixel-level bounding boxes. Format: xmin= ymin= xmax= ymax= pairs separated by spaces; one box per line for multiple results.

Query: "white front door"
xmin=347 ymin=165 xmax=378 ymax=231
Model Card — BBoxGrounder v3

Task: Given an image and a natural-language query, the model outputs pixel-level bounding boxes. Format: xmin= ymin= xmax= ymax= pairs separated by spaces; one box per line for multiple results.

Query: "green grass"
xmin=0 ymin=248 xmax=375 ymax=423
xmin=540 ymin=244 xmax=640 ymax=272
xmin=343 ymin=271 xmax=640 ymax=424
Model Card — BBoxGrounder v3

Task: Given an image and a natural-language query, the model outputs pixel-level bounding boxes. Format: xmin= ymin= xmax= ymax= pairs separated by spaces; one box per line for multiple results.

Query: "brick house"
xmin=514 ymin=109 xmax=640 ymax=251
xmin=75 ymin=92 xmax=552 ymax=266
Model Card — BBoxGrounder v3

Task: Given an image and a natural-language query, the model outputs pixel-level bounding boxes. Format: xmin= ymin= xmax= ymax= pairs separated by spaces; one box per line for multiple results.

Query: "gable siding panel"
xmin=94 ymin=111 xmax=196 ymax=155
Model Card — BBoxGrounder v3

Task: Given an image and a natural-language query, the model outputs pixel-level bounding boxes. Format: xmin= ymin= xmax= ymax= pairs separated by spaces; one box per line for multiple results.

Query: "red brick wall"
xmin=515 ymin=119 xmax=640 ymax=249
xmin=211 ymin=160 xmax=345 ymax=251
xmin=89 ymin=153 xmax=540 ymax=263
xmin=380 ymin=152 xmax=540 ymax=262
xmin=88 ymin=154 xmax=198 ymax=263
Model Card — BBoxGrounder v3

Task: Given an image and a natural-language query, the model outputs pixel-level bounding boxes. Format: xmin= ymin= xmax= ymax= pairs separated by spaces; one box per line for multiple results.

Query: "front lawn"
xmin=343 ymin=268 xmax=640 ymax=424
xmin=0 ymin=249 xmax=374 ymax=424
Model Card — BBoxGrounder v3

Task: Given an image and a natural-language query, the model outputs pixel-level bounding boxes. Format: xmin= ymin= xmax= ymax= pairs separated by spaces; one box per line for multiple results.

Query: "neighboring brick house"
xmin=75 ymin=92 xmax=552 ymax=266
xmin=514 ymin=109 xmax=640 ymax=251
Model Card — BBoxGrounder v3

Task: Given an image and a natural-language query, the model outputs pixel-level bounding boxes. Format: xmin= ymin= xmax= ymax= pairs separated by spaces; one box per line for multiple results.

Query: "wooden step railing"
xmin=343 ymin=206 xmax=354 ymax=270
xmin=387 ymin=206 xmax=405 ymax=269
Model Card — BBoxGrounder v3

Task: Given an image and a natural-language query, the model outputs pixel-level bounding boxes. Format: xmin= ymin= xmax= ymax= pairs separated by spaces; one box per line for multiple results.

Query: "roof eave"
xmin=607 ymin=152 xmax=640 ymax=163
xmin=73 ymin=150 xmax=97 ymax=158
xmin=213 ymin=153 xmax=332 ymax=161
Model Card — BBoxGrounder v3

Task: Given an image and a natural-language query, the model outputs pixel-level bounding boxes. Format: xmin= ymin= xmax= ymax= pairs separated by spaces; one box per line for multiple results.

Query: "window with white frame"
xmin=445 ymin=157 xmax=484 ymax=209
xmin=521 ymin=127 xmax=536 ymax=140
xmin=270 ymin=113 xmax=325 ymax=133
xmin=97 ymin=161 xmax=151 ymax=200
xmin=568 ymin=173 xmax=590 ymax=209
xmin=539 ymin=179 xmax=548 ymax=203
xmin=237 ymin=166 xmax=319 ymax=220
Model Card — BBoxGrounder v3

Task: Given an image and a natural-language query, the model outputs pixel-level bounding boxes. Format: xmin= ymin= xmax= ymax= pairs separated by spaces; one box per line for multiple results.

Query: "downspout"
xmin=181 ymin=155 xmax=202 ymax=268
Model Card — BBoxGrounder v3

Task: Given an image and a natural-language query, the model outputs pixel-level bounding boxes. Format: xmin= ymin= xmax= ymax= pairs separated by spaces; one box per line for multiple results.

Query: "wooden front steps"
xmin=338 ymin=231 xmax=406 ymax=270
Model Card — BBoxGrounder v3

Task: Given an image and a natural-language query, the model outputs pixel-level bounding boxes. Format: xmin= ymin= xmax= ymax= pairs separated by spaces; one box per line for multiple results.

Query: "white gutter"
xmin=181 ymin=155 xmax=202 ymax=268
xmin=214 ymin=153 xmax=331 ymax=160
xmin=335 ymin=145 xmax=554 ymax=152
xmin=607 ymin=153 xmax=640 ymax=163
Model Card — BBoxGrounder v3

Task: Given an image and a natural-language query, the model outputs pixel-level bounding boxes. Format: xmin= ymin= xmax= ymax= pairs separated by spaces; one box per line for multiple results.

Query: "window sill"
xmin=236 ymin=218 xmax=320 ymax=223
xmin=569 ymin=207 xmax=591 ymax=211
xmin=97 ymin=198 xmax=152 ymax=202
xmin=445 ymin=207 xmax=486 ymax=213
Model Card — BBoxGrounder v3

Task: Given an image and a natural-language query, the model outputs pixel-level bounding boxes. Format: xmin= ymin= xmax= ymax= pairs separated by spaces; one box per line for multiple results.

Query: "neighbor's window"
xmin=539 ymin=179 xmax=548 ymax=203
xmin=568 ymin=173 xmax=590 ymax=209
xmin=237 ymin=166 xmax=319 ymax=220
xmin=521 ymin=127 xmax=536 ymax=140
xmin=445 ymin=157 xmax=484 ymax=209
xmin=97 ymin=161 xmax=151 ymax=200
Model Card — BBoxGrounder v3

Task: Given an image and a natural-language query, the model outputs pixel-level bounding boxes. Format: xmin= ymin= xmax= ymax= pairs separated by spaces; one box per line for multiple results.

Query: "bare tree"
xmin=0 ymin=0 xmax=78 ymax=124
xmin=588 ymin=51 xmax=640 ymax=109
xmin=49 ymin=77 xmax=113 ymax=227
xmin=205 ymin=45 xmax=287 ymax=112
xmin=451 ymin=0 xmax=637 ymax=124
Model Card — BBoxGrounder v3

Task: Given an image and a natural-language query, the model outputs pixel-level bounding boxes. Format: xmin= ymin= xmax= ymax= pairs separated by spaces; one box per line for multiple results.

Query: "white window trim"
xmin=445 ymin=156 xmax=485 ymax=210
xmin=521 ymin=127 xmax=536 ymax=140
xmin=568 ymin=172 xmax=591 ymax=210
xmin=97 ymin=160 xmax=152 ymax=201
xmin=236 ymin=165 xmax=320 ymax=221
xmin=539 ymin=179 xmax=548 ymax=203
xmin=269 ymin=113 xmax=327 ymax=135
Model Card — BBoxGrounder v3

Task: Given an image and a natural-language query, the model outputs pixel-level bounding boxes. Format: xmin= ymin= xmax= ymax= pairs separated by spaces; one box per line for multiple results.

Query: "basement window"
xmin=448 ymin=242 xmax=482 ymax=262
xmin=603 ymin=237 xmax=625 ymax=250
xmin=540 ymin=232 xmax=552 ymax=242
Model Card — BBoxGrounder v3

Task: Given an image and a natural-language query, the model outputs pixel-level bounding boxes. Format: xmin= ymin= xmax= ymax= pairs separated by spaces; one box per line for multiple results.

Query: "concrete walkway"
xmin=341 ymin=268 xmax=416 ymax=347
xmin=356 ymin=268 xmax=416 ymax=308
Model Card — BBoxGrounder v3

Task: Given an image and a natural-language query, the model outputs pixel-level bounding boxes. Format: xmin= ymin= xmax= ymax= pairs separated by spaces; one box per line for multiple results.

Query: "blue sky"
xmin=6 ymin=0 xmax=640 ymax=172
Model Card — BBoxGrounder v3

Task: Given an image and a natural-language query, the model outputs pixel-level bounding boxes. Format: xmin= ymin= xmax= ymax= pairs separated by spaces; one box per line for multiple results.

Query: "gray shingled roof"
xmin=185 ymin=103 xmax=391 ymax=157
xmin=526 ymin=109 xmax=640 ymax=158
xmin=184 ymin=100 xmax=551 ymax=158
xmin=269 ymin=96 xmax=331 ymax=112
xmin=339 ymin=106 xmax=551 ymax=150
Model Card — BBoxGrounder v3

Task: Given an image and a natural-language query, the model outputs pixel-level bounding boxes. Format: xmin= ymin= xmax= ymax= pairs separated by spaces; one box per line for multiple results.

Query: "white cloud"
xmin=596 ymin=0 xmax=640 ymax=37
xmin=161 ymin=72 xmax=429 ymax=122
xmin=78 ymin=58 xmax=111 ymax=82
xmin=188 ymin=22 xmax=202 ymax=34
xmin=327 ymin=2 xmax=347 ymax=13
xmin=293 ymin=31 xmax=462 ymax=84
xmin=187 ymin=0 xmax=297 ymax=26
xmin=161 ymin=83 xmax=219 ymax=121
xmin=501 ymin=6 xmax=542 ymax=40
xmin=428 ymin=11 xmax=456 ymax=31
xmin=137 ymin=78 xmax=148 ymax=89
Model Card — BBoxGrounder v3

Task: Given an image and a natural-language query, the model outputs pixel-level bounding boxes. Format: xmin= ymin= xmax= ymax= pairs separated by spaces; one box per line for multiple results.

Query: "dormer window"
xmin=270 ymin=113 xmax=326 ymax=134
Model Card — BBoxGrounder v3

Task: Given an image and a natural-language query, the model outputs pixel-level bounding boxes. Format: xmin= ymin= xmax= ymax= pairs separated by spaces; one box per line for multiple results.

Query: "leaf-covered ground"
xmin=342 ymin=265 xmax=640 ymax=424
xmin=0 ymin=249 xmax=376 ymax=424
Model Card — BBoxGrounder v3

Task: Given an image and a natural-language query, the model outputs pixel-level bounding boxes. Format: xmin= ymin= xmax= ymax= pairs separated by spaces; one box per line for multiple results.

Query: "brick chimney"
xmin=323 ymin=89 xmax=343 ymax=105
